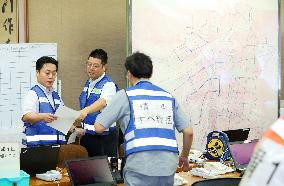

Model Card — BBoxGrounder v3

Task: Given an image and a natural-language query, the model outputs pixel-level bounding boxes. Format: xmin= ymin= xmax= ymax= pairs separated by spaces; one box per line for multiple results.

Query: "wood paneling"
xmin=28 ymin=0 xmax=127 ymax=109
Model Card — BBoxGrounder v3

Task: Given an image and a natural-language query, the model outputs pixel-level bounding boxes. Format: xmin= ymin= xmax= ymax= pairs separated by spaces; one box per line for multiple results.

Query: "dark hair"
xmin=88 ymin=49 xmax=108 ymax=65
xmin=125 ymin=52 xmax=153 ymax=78
xmin=36 ymin=56 xmax=58 ymax=71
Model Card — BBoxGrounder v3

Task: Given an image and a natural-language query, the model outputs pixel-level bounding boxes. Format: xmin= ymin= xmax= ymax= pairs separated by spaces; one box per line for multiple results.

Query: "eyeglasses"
xmin=86 ymin=62 xmax=102 ymax=69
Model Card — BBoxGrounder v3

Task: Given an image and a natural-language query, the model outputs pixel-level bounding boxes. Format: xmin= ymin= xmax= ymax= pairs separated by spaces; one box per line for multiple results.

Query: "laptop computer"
xmin=65 ymin=156 xmax=116 ymax=186
xmin=20 ymin=145 xmax=60 ymax=176
xmin=222 ymin=128 xmax=250 ymax=143
xmin=228 ymin=140 xmax=258 ymax=171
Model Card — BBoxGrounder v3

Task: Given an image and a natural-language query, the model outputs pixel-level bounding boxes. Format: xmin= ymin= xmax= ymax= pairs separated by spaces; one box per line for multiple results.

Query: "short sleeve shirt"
xmin=87 ymin=73 xmax=117 ymax=108
xmin=22 ymin=83 xmax=64 ymax=116
xmin=96 ymin=81 xmax=190 ymax=176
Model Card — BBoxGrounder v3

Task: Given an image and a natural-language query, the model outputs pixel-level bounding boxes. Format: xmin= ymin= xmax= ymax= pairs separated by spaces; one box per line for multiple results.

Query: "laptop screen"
xmin=229 ymin=141 xmax=257 ymax=168
xmin=222 ymin=128 xmax=250 ymax=142
xmin=66 ymin=156 xmax=115 ymax=186
xmin=20 ymin=145 xmax=60 ymax=176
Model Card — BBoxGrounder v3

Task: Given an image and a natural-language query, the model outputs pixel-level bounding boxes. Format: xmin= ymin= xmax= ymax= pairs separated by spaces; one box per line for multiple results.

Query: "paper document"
xmin=47 ymin=105 xmax=80 ymax=135
xmin=0 ymin=143 xmax=20 ymax=178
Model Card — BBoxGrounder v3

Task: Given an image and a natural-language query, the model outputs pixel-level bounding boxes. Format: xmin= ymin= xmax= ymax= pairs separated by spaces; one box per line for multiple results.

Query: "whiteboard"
xmin=130 ymin=0 xmax=279 ymax=150
xmin=0 ymin=43 xmax=57 ymax=131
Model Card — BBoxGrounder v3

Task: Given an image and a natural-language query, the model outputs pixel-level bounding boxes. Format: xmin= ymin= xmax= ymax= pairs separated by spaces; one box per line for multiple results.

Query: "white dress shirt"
xmin=87 ymin=73 xmax=117 ymax=108
xmin=22 ymin=83 xmax=63 ymax=116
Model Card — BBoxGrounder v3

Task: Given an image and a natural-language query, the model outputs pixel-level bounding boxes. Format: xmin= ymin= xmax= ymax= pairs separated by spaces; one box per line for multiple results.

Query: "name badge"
xmin=91 ymin=88 xmax=102 ymax=94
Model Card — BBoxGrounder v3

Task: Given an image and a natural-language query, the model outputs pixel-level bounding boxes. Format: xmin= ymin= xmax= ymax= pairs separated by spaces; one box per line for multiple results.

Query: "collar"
xmin=89 ymin=72 xmax=106 ymax=86
xmin=36 ymin=83 xmax=54 ymax=95
xmin=133 ymin=79 xmax=151 ymax=86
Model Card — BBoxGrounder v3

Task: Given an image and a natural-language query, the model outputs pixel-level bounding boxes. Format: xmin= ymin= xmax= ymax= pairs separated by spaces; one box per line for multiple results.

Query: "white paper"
xmin=47 ymin=105 xmax=80 ymax=135
xmin=0 ymin=143 xmax=20 ymax=178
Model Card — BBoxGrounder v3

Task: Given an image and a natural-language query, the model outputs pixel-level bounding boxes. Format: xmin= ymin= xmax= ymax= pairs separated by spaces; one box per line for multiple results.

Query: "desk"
xmin=29 ymin=172 xmax=239 ymax=186
xmin=30 ymin=175 xmax=70 ymax=186
xmin=179 ymin=171 xmax=240 ymax=185
xmin=29 ymin=175 xmax=124 ymax=186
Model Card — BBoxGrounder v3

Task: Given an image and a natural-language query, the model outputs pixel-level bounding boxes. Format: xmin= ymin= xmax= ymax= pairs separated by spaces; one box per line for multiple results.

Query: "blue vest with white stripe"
xmin=23 ymin=85 xmax=66 ymax=147
xmin=124 ymin=81 xmax=178 ymax=157
xmin=79 ymin=75 xmax=118 ymax=135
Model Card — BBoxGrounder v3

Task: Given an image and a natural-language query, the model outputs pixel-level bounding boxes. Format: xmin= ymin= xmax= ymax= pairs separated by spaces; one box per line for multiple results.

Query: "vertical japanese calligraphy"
xmin=132 ymin=100 xmax=174 ymax=129
xmin=0 ymin=142 xmax=20 ymax=178
xmin=0 ymin=0 xmax=18 ymax=43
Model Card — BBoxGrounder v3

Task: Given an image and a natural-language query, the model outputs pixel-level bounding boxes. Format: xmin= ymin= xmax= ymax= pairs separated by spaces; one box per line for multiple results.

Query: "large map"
xmin=131 ymin=0 xmax=279 ymax=150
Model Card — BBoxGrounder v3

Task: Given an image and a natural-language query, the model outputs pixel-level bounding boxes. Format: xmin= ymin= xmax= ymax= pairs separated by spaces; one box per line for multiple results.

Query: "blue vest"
xmin=23 ymin=85 xmax=66 ymax=147
xmin=124 ymin=81 xmax=178 ymax=157
xmin=79 ymin=75 xmax=118 ymax=135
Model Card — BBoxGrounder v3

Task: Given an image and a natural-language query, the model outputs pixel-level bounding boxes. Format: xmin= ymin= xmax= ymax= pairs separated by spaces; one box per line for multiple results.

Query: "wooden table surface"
xmin=178 ymin=171 xmax=241 ymax=185
xmin=29 ymin=175 xmax=71 ymax=186
xmin=29 ymin=171 xmax=240 ymax=186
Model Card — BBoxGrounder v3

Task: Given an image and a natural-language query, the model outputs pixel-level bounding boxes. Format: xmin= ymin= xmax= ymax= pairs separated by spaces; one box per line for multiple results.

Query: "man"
xmin=78 ymin=48 xmax=119 ymax=157
xmin=22 ymin=56 xmax=66 ymax=147
xmin=239 ymin=116 xmax=284 ymax=186
xmin=94 ymin=52 xmax=193 ymax=185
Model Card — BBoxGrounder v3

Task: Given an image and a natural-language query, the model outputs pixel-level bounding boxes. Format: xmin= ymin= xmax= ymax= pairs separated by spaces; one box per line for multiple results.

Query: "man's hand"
xmin=75 ymin=128 xmax=86 ymax=137
xmin=69 ymin=125 xmax=86 ymax=137
xmin=178 ymin=156 xmax=191 ymax=172
xmin=179 ymin=127 xmax=193 ymax=172
xmin=40 ymin=113 xmax=58 ymax=123
xmin=77 ymin=109 xmax=88 ymax=121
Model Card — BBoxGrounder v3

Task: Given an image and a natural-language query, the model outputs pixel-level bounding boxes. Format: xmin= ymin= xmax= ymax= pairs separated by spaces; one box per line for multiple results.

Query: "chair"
xmin=57 ymin=144 xmax=88 ymax=168
xmin=192 ymin=177 xmax=242 ymax=186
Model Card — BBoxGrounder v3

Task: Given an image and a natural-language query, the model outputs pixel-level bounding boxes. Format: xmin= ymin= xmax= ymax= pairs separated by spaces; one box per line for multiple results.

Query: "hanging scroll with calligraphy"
xmin=0 ymin=0 xmax=18 ymax=43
